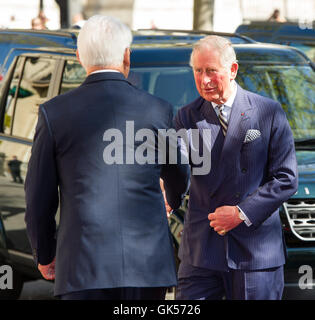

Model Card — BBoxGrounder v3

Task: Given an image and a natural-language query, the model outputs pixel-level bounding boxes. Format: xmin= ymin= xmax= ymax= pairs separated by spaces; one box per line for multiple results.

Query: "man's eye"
xmin=195 ymin=69 xmax=202 ymax=73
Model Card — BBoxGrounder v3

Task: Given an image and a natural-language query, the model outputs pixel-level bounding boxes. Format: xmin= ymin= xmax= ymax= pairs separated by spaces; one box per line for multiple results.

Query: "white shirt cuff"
xmin=237 ymin=206 xmax=252 ymax=227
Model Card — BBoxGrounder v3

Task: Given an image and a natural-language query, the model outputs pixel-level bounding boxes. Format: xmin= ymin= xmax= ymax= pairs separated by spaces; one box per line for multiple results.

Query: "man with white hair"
xmin=174 ymin=35 xmax=298 ymax=300
xmin=25 ymin=15 xmax=189 ymax=300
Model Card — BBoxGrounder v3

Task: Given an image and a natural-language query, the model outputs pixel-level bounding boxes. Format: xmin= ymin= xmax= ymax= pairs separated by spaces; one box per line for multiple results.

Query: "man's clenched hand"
xmin=208 ymin=206 xmax=243 ymax=235
xmin=38 ymin=257 xmax=56 ymax=280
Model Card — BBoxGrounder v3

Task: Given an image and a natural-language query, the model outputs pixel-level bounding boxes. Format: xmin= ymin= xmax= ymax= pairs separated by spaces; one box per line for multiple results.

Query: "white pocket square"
xmin=244 ymin=129 xmax=261 ymax=143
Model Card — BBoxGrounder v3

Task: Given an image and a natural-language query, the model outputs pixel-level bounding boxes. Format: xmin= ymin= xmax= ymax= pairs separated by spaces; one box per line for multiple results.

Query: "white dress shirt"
xmin=90 ymin=69 xmax=120 ymax=75
xmin=211 ymin=80 xmax=237 ymax=121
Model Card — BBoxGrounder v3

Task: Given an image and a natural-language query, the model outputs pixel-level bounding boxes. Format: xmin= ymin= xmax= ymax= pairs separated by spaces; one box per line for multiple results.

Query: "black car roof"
xmin=0 ymin=28 xmax=77 ymax=46
xmin=133 ymin=29 xmax=255 ymax=44
xmin=3 ymin=29 xmax=312 ymax=69
xmin=16 ymin=42 xmax=310 ymax=67
xmin=235 ymin=21 xmax=315 ymax=44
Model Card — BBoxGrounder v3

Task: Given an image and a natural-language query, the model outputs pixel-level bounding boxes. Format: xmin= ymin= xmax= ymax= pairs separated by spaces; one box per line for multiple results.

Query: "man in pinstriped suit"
xmin=174 ymin=36 xmax=298 ymax=300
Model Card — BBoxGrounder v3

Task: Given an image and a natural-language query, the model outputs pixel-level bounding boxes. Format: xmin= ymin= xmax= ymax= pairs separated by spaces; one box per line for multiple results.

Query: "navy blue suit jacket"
xmin=175 ymin=84 xmax=298 ymax=271
xmin=25 ymin=72 xmax=190 ymax=296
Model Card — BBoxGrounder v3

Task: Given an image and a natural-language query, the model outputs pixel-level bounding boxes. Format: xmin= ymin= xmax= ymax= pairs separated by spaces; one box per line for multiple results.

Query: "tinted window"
xmin=237 ymin=65 xmax=315 ymax=140
xmin=5 ymin=57 xmax=56 ymax=139
xmin=60 ymin=60 xmax=86 ymax=95
xmin=235 ymin=47 xmax=307 ymax=64
xmin=131 ymin=62 xmax=314 ymax=141
xmin=129 ymin=67 xmax=198 ymax=113
xmin=4 ymin=57 xmax=25 ymax=135
xmin=283 ymin=43 xmax=315 ymax=62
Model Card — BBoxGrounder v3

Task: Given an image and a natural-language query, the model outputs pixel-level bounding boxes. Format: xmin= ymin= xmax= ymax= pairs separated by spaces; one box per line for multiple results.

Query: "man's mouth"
xmin=202 ymin=87 xmax=217 ymax=92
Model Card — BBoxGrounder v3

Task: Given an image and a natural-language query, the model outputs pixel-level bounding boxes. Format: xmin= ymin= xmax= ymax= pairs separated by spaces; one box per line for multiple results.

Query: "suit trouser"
xmin=176 ymin=261 xmax=284 ymax=300
xmin=59 ymin=287 xmax=167 ymax=300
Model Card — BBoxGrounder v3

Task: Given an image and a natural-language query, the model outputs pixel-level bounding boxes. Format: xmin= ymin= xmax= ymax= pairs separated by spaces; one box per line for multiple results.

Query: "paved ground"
xmin=18 ymin=279 xmax=175 ymax=300
xmin=19 ymin=279 xmax=55 ymax=300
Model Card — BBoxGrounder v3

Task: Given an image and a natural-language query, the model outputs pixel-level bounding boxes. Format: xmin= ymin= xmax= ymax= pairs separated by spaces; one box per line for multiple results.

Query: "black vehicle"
xmin=235 ymin=21 xmax=315 ymax=62
xmin=0 ymin=29 xmax=314 ymax=299
xmin=0 ymin=29 xmax=77 ymax=86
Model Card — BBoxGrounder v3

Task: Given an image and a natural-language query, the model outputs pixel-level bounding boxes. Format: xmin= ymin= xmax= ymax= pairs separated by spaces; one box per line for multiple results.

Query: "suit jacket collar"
xmin=197 ymin=84 xmax=254 ymax=193
xmin=199 ymin=83 xmax=253 ymax=138
xmin=218 ymin=84 xmax=253 ymax=180
xmin=81 ymin=71 xmax=132 ymax=86
xmin=198 ymin=83 xmax=254 ymax=164
xmin=221 ymin=84 xmax=253 ymax=151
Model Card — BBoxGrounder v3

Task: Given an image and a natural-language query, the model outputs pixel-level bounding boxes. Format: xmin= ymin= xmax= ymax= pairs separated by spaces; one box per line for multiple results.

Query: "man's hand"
xmin=38 ymin=257 xmax=56 ymax=280
xmin=208 ymin=206 xmax=243 ymax=235
xmin=160 ymin=178 xmax=172 ymax=218
xmin=162 ymin=191 xmax=172 ymax=218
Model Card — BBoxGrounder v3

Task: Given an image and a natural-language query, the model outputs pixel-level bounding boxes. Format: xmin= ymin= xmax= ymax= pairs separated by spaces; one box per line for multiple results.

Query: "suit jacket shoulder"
xmin=42 ymin=73 xmax=175 ymax=130
xmin=175 ymin=96 xmax=204 ymax=129
xmin=240 ymin=86 xmax=281 ymax=112
xmin=178 ymin=96 xmax=204 ymax=114
xmin=131 ymin=85 xmax=174 ymax=123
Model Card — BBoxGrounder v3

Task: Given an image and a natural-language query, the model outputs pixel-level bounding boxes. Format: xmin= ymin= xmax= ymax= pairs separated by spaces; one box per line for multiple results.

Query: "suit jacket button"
xmin=241 ymin=168 xmax=247 ymax=173
xmin=235 ymin=192 xmax=240 ymax=198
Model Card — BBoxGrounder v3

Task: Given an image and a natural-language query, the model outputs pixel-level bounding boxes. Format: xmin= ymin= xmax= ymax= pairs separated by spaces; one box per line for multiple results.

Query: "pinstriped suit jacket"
xmin=175 ymin=84 xmax=298 ymax=271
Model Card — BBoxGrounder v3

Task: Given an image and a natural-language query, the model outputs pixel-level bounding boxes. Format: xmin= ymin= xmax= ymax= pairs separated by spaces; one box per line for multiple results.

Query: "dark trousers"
xmin=176 ymin=261 xmax=284 ymax=300
xmin=60 ymin=287 xmax=167 ymax=300
xmin=11 ymin=170 xmax=23 ymax=183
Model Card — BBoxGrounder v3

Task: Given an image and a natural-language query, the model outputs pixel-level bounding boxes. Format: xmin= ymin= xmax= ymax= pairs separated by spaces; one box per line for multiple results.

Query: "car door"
xmin=0 ymin=54 xmax=59 ymax=268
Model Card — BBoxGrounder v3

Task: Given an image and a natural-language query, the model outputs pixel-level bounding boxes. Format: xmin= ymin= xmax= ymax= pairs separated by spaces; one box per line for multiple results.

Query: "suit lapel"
xmin=197 ymin=85 xmax=253 ymax=197
xmin=220 ymin=85 xmax=253 ymax=167
xmin=199 ymin=99 xmax=222 ymax=140
xmin=197 ymin=100 xmax=225 ymax=190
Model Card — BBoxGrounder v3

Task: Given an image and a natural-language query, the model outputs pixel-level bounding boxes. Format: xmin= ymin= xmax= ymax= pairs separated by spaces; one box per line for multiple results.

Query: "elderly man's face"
xmin=192 ymin=47 xmax=238 ymax=104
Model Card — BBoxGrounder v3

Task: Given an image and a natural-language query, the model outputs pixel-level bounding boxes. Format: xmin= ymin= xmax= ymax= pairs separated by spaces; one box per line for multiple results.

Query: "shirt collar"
xmin=90 ymin=69 xmax=120 ymax=75
xmin=211 ymin=81 xmax=237 ymax=110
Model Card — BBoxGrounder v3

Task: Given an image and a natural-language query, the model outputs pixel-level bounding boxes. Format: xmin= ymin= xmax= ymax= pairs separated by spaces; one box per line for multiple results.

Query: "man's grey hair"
xmin=190 ymin=35 xmax=237 ymax=69
xmin=77 ymin=15 xmax=132 ymax=69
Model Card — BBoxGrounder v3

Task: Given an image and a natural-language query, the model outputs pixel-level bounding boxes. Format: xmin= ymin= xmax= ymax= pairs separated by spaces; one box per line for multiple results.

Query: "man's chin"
xmin=202 ymin=92 xmax=219 ymax=102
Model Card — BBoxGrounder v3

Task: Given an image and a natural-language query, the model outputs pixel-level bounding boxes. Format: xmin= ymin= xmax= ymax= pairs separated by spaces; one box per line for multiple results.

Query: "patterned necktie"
xmin=218 ymin=105 xmax=228 ymax=136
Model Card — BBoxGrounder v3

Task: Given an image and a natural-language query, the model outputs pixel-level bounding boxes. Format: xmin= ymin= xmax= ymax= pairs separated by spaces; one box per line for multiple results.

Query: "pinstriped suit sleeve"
xmin=238 ymin=103 xmax=298 ymax=227
xmin=161 ymin=106 xmax=190 ymax=209
xmin=25 ymin=105 xmax=59 ymax=265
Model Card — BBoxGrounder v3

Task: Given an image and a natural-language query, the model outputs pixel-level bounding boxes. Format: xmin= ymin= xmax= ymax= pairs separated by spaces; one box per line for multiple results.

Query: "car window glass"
xmin=4 ymin=57 xmax=25 ymax=135
xmin=292 ymin=44 xmax=315 ymax=62
xmin=11 ymin=57 xmax=56 ymax=139
xmin=128 ymin=67 xmax=199 ymax=114
xmin=237 ymin=64 xmax=315 ymax=140
xmin=60 ymin=60 xmax=86 ymax=95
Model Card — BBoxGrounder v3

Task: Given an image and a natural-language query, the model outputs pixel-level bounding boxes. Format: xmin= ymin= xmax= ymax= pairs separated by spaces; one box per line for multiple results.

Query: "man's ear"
xmin=123 ymin=47 xmax=131 ymax=78
xmin=76 ymin=49 xmax=81 ymax=64
xmin=230 ymin=62 xmax=239 ymax=80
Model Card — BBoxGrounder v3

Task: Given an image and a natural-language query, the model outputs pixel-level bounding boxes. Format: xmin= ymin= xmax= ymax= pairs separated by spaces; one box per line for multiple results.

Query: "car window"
xmin=4 ymin=57 xmax=25 ymax=135
xmin=129 ymin=67 xmax=199 ymax=113
xmin=60 ymin=60 xmax=86 ymax=95
xmin=130 ymin=63 xmax=315 ymax=140
xmin=288 ymin=44 xmax=315 ymax=62
xmin=237 ymin=64 xmax=315 ymax=140
xmin=4 ymin=56 xmax=56 ymax=139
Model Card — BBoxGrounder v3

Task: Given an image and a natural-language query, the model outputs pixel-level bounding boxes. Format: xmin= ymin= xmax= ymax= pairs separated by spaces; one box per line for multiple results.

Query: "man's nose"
xmin=202 ymin=74 xmax=212 ymax=86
